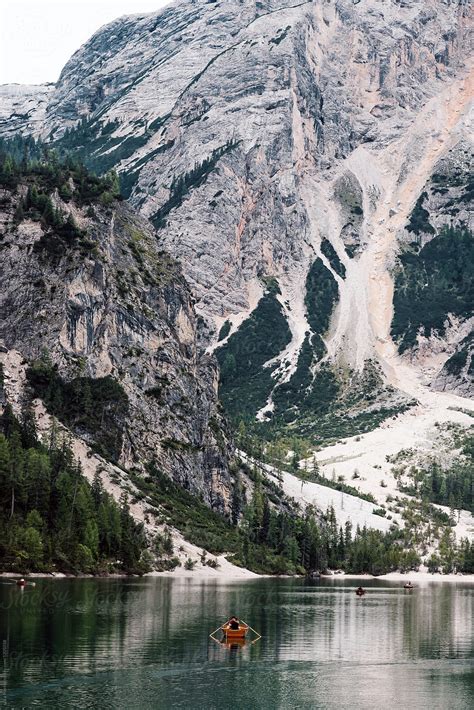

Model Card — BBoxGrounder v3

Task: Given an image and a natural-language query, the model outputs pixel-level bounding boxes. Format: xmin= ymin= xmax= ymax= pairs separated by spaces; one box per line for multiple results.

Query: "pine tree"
xmin=82 ymin=380 xmax=93 ymax=417
xmin=13 ymin=199 xmax=25 ymax=224
xmin=8 ymin=429 xmax=25 ymax=519
xmin=20 ymin=402 xmax=38 ymax=449
xmin=105 ymin=170 xmax=120 ymax=196
xmin=28 ymin=185 xmax=39 ymax=211
xmin=58 ymin=182 xmax=73 ymax=202
xmin=42 ymin=196 xmax=56 ymax=226
xmin=91 ymin=470 xmax=104 ymax=508
xmin=84 ymin=519 xmax=99 ymax=559
xmin=0 ymin=155 xmax=16 ymax=187
xmin=259 ymin=497 xmax=271 ymax=544
xmin=21 ymin=526 xmax=44 ymax=567
xmin=344 ymin=520 xmax=353 ymax=547
xmin=281 ymin=535 xmax=297 ymax=566
xmin=163 ymin=529 xmax=174 ymax=556
xmin=64 ymin=212 xmax=79 ymax=239
xmin=1 ymin=403 xmax=19 ymax=438
xmin=21 ymin=142 xmax=29 ymax=171
xmin=0 ymin=434 xmax=11 ymax=513
xmin=54 ymin=207 xmax=64 ymax=226
xmin=231 ymin=472 xmax=243 ymax=525
xmin=24 ymin=449 xmax=51 ymax=518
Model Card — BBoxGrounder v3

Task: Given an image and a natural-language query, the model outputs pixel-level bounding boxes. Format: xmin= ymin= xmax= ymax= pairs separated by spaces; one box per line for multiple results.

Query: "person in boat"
xmin=356 ymin=586 xmax=365 ymax=595
xmin=227 ymin=616 xmax=240 ymax=630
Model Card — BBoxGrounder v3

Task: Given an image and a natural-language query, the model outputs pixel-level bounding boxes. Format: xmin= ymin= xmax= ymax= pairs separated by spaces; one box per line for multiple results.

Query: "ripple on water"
xmin=1 ymin=577 xmax=473 ymax=709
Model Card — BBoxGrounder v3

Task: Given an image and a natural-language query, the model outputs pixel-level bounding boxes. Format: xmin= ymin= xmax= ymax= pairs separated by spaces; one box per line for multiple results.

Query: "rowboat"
xmin=209 ymin=620 xmax=260 ymax=645
xmin=221 ymin=623 xmax=249 ymax=639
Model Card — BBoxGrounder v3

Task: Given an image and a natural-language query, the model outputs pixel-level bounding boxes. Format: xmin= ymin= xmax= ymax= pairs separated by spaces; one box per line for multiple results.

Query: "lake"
xmin=0 ymin=577 xmax=473 ymax=709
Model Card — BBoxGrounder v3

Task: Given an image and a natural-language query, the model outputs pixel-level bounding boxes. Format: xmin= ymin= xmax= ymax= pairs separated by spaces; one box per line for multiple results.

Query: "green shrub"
xmin=392 ymin=226 xmax=473 ymax=352
xmin=216 ymin=287 xmax=291 ymax=419
xmin=406 ymin=192 xmax=435 ymax=235
xmin=218 ymin=320 xmax=231 ymax=341
xmin=26 ymin=359 xmax=128 ymax=462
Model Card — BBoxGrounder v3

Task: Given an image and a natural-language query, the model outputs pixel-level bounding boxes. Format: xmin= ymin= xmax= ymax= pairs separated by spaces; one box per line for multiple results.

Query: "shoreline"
xmin=320 ymin=571 xmax=474 ymax=583
xmin=2 ymin=570 xmax=474 ymax=582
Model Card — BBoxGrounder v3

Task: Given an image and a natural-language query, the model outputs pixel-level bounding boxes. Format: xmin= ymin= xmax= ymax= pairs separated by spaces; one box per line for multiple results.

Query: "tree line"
xmin=0 ymin=136 xmax=121 ymax=260
xmin=232 ymin=464 xmax=474 ymax=575
xmin=396 ymin=439 xmax=473 ymax=514
xmin=0 ymin=401 xmax=148 ymax=575
xmin=234 ymin=468 xmax=417 ymax=575
xmin=0 ymin=135 xmax=121 ymax=207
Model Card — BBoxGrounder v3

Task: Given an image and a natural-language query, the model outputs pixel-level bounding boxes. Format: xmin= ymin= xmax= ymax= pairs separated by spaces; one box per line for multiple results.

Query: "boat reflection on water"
xmin=3 ymin=578 xmax=472 ymax=709
xmin=208 ymin=633 xmax=248 ymax=662
xmin=217 ymin=637 xmax=247 ymax=650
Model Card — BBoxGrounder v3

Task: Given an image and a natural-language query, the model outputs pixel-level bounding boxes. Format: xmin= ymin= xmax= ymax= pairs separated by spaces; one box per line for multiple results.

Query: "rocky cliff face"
xmin=0 ymin=0 xmax=472 ymax=428
xmin=0 ymin=84 xmax=54 ymax=138
xmin=0 ymin=171 xmax=233 ymax=512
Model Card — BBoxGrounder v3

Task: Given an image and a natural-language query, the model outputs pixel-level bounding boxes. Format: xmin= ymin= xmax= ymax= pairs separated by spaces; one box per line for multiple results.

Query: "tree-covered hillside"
xmin=392 ymin=226 xmax=473 ymax=353
xmin=0 ymin=404 xmax=148 ymax=575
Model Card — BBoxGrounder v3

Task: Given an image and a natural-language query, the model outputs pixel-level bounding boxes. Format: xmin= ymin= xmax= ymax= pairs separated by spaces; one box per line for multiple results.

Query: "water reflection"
xmin=0 ymin=577 xmax=472 ymax=709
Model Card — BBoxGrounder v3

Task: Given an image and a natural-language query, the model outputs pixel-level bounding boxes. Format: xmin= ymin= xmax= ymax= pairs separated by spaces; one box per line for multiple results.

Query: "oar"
xmin=247 ymin=626 xmax=262 ymax=639
xmin=210 ymin=635 xmax=224 ymax=646
xmin=209 ymin=624 xmax=224 ymax=639
xmin=240 ymin=621 xmax=262 ymax=640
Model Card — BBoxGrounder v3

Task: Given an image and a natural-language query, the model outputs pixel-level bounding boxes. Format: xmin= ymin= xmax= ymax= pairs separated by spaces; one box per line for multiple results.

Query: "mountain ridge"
xmin=1 ymin=1 xmax=470 ymax=413
xmin=0 ymin=0 xmax=472 ymax=566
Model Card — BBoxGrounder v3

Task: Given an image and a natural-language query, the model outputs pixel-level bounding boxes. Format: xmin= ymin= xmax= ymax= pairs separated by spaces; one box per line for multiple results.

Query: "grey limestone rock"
xmin=0 ymin=181 xmax=233 ymax=512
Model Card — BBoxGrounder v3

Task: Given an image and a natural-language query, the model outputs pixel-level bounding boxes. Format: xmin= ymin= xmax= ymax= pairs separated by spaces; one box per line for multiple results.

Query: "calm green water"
xmin=0 ymin=577 xmax=473 ymax=709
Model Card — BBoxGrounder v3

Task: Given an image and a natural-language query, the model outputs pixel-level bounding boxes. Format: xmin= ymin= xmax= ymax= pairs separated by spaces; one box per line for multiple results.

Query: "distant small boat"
xmin=221 ymin=622 xmax=249 ymax=639
xmin=16 ymin=578 xmax=26 ymax=587
xmin=355 ymin=587 xmax=366 ymax=597
xmin=403 ymin=583 xmax=414 ymax=590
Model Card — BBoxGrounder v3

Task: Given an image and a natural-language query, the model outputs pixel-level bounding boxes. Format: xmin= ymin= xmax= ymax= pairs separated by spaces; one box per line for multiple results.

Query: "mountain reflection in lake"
xmin=1 ymin=577 xmax=472 ymax=709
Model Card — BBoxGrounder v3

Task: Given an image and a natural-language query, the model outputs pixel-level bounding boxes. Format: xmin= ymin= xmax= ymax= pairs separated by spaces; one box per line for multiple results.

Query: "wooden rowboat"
xmin=221 ymin=623 xmax=249 ymax=639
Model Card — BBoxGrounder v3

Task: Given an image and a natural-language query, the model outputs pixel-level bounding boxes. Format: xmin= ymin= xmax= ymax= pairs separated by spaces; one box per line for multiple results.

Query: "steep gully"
xmin=274 ymin=66 xmax=472 ymax=406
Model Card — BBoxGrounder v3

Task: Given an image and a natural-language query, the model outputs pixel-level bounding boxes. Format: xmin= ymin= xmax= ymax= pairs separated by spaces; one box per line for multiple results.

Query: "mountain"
xmin=0 ymin=0 xmax=472 ymax=571
xmin=0 ymin=159 xmax=233 ymax=514
xmin=1 ymin=159 xmax=413 ymax=575
xmin=0 ymin=0 xmax=471 ymax=444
